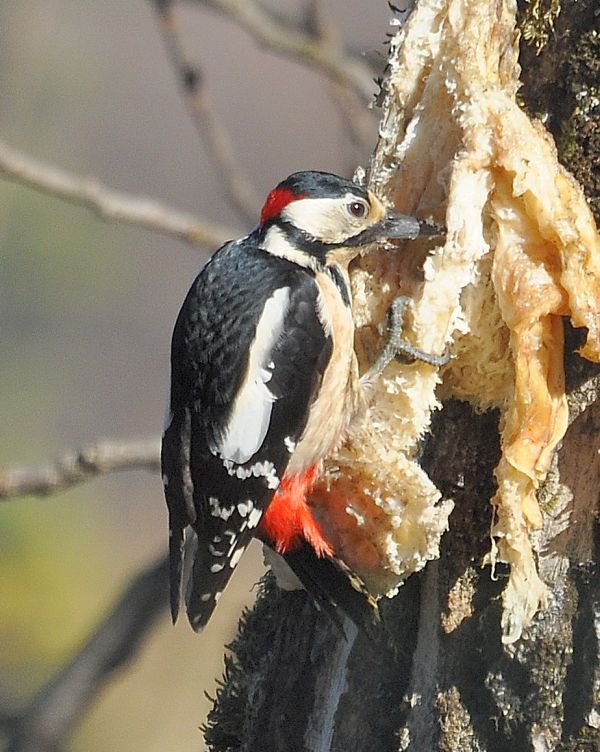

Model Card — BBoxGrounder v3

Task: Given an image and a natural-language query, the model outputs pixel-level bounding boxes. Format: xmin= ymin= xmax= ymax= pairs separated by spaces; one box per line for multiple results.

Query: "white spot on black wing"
xmin=221 ymin=458 xmax=280 ymax=489
xmin=229 ymin=546 xmax=246 ymax=569
xmin=248 ymin=507 xmax=262 ymax=529
xmin=209 ymin=497 xmax=234 ymax=520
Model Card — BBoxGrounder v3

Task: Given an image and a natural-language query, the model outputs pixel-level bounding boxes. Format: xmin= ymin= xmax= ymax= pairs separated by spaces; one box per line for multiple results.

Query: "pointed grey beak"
xmin=342 ymin=211 xmax=446 ymax=248
xmin=382 ymin=212 xmax=446 ymax=240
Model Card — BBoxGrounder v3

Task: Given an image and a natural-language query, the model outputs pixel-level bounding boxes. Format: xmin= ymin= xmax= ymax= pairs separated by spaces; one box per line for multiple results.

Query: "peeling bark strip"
xmin=315 ymin=0 xmax=600 ymax=645
xmin=206 ymin=1 xmax=600 ymax=750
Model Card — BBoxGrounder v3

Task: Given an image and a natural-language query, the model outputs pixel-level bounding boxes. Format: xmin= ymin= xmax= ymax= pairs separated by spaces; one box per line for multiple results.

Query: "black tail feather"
xmin=282 ymin=543 xmax=381 ymax=639
xmin=168 ymin=521 xmax=185 ymax=623
xmin=185 ymin=538 xmax=249 ymax=632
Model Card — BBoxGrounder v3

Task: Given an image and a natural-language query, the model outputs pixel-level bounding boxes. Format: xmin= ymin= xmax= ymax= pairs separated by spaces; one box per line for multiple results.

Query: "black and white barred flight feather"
xmin=162 ymin=240 xmax=333 ymax=630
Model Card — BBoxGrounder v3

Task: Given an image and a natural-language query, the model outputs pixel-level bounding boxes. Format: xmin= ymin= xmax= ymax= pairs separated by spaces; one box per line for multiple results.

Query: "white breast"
xmin=287 ymin=268 xmax=358 ymax=474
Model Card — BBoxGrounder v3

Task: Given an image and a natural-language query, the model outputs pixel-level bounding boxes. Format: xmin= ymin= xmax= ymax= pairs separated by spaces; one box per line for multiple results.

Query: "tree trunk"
xmin=204 ymin=1 xmax=600 ymax=750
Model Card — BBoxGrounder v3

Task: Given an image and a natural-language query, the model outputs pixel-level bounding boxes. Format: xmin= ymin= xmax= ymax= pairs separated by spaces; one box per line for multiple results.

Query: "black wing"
xmin=162 ymin=241 xmax=332 ymax=630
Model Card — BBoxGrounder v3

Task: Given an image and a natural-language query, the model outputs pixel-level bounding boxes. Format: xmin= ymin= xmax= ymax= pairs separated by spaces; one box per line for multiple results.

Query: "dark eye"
xmin=347 ymin=200 xmax=368 ymax=219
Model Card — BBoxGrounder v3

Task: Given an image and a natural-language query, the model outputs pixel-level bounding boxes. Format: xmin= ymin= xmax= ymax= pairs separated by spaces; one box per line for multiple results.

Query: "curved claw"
xmin=394 ymin=342 xmax=453 ymax=367
xmin=364 ymin=295 xmax=451 ymax=384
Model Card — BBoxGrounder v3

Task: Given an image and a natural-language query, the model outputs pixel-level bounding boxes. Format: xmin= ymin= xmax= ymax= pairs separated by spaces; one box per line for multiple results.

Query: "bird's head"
xmin=257 ymin=170 xmax=443 ymax=269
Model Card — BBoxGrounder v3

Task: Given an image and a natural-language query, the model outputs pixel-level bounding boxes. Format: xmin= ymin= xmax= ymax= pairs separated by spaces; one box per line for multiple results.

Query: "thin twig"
xmin=6 ymin=556 xmax=169 ymax=752
xmin=153 ymin=0 xmax=260 ymax=223
xmin=0 ymin=139 xmax=235 ymax=249
xmin=188 ymin=0 xmax=375 ymax=104
xmin=306 ymin=0 xmax=377 ymax=156
xmin=0 ymin=438 xmax=161 ymax=499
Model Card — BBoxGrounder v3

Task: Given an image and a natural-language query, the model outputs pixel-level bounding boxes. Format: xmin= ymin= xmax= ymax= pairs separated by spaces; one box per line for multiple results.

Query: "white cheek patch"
xmin=282 ymin=195 xmax=364 ymax=243
xmin=217 ymin=287 xmax=290 ymax=464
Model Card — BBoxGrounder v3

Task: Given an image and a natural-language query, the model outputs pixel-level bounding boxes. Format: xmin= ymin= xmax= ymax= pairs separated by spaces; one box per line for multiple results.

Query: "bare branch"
xmin=188 ymin=0 xmax=376 ymax=104
xmin=0 ymin=438 xmax=160 ymax=500
xmin=0 ymin=139 xmax=235 ymax=249
xmin=153 ymin=0 xmax=260 ymax=223
xmin=6 ymin=556 xmax=169 ymax=752
xmin=305 ymin=0 xmax=377 ymax=156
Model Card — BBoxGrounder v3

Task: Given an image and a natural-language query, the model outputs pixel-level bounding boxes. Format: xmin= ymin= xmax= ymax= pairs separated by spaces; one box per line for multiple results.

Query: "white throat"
xmin=260 ymin=226 xmax=320 ymax=271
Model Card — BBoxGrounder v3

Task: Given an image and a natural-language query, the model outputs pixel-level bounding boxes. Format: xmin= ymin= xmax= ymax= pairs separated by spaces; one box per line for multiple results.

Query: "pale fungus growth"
xmin=310 ymin=0 xmax=600 ymax=643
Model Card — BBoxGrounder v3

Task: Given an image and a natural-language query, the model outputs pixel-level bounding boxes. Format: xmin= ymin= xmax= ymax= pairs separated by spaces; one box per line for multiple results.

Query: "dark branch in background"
xmin=186 ymin=0 xmax=376 ymax=104
xmin=153 ymin=0 xmax=261 ymax=224
xmin=305 ymin=0 xmax=377 ymax=157
xmin=4 ymin=556 xmax=169 ymax=752
xmin=0 ymin=139 xmax=235 ymax=249
xmin=0 ymin=706 xmax=18 ymax=734
xmin=0 ymin=438 xmax=160 ymax=500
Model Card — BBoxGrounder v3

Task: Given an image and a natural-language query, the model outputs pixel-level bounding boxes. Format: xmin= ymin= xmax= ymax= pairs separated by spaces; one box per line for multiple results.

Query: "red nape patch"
xmin=259 ymin=187 xmax=305 ymax=226
xmin=258 ymin=466 xmax=334 ymax=557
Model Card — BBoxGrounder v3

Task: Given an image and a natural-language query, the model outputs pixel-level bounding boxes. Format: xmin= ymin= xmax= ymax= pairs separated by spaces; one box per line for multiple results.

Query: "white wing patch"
xmin=217 ymin=286 xmax=291 ymax=464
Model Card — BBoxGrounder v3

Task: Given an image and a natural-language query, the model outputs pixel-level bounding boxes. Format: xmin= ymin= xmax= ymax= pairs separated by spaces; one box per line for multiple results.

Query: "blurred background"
xmin=0 ymin=2 xmax=392 ymax=749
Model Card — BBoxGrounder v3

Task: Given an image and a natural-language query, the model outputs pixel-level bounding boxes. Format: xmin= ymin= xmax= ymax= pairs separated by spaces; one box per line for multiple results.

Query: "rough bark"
xmin=204 ymin=2 xmax=600 ymax=750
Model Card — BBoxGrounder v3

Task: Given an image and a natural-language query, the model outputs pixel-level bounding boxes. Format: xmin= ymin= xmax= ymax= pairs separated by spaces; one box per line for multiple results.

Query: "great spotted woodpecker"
xmin=162 ymin=170 xmax=444 ymax=632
